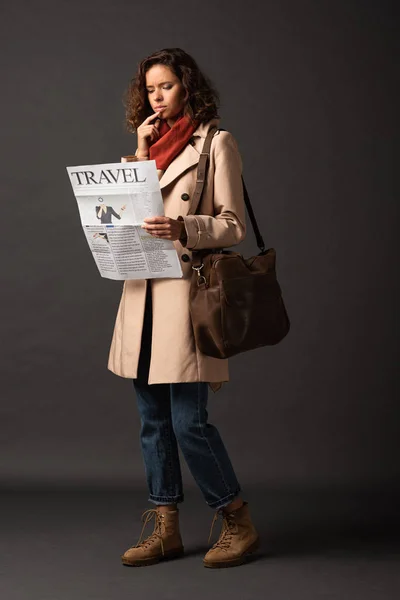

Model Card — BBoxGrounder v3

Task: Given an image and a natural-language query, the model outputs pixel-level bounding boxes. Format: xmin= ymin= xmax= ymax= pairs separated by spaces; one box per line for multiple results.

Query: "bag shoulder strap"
xmin=186 ymin=126 xmax=216 ymax=218
xmin=189 ymin=126 xmax=266 ymax=252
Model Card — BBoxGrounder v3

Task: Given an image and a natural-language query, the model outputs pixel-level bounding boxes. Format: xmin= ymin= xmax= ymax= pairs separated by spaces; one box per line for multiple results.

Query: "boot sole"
xmin=121 ymin=546 xmax=184 ymax=567
xmin=203 ymin=537 xmax=260 ymax=569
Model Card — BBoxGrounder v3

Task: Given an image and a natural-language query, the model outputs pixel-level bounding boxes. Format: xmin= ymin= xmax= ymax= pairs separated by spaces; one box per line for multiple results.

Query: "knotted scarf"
xmin=148 ymin=113 xmax=199 ymax=173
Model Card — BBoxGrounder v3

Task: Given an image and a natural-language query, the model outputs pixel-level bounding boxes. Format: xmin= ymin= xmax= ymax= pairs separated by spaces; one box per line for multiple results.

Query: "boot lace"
xmin=207 ymin=509 xmax=239 ymax=551
xmin=131 ymin=509 xmax=166 ymax=556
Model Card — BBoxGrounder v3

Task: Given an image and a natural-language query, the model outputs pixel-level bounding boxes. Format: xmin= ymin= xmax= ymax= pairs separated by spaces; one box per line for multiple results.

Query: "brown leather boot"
xmin=203 ymin=501 xmax=260 ymax=568
xmin=121 ymin=507 xmax=184 ymax=567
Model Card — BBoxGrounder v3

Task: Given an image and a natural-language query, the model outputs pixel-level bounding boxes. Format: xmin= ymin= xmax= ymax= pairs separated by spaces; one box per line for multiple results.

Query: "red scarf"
xmin=149 ymin=114 xmax=199 ymax=171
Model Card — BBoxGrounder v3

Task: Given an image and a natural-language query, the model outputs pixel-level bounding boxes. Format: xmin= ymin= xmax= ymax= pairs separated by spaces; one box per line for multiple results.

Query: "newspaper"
xmin=66 ymin=161 xmax=183 ymax=280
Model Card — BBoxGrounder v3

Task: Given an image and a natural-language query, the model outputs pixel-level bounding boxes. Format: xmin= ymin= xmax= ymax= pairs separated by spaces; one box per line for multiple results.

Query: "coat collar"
xmin=159 ymin=117 xmax=220 ymax=190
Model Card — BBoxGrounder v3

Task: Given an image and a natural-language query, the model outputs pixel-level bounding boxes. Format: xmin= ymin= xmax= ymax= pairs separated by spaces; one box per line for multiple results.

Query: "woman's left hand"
xmin=142 ymin=216 xmax=184 ymax=241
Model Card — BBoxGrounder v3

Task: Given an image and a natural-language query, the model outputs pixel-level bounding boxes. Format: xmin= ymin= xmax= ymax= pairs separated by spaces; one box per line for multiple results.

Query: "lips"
xmin=155 ymin=106 xmax=166 ymax=110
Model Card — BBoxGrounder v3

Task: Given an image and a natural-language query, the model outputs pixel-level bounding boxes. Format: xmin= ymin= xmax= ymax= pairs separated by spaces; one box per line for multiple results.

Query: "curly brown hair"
xmin=123 ymin=47 xmax=220 ymax=133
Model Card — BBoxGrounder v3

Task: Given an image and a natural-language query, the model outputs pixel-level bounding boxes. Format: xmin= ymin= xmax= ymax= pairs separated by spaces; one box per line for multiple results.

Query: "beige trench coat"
xmin=107 ymin=117 xmax=246 ymax=393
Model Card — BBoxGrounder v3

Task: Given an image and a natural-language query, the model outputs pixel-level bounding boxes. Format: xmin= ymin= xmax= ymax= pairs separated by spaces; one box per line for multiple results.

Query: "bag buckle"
xmin=192 ymin=263 xmax=207 ymax=286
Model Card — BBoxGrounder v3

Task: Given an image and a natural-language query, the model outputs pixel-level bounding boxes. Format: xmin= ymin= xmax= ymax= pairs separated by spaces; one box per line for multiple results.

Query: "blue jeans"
xmin=132 ymin=281 xmax=242 ymax=510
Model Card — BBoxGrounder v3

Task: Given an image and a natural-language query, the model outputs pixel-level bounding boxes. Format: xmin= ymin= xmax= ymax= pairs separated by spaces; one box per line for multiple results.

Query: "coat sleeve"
xmin=178 ymin=132 xmax=246 ymax=250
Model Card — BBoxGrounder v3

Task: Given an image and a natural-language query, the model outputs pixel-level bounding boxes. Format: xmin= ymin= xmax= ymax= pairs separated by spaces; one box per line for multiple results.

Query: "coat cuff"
xmin=177 ymin=215 xmax=202 ymax=249
xmin=134 ymin=148 xmax=149 ymax=160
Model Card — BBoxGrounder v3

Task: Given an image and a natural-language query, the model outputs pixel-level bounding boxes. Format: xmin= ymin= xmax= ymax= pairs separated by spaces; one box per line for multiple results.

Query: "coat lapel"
xmin=159 ymin=117 xmax=220 ymax=190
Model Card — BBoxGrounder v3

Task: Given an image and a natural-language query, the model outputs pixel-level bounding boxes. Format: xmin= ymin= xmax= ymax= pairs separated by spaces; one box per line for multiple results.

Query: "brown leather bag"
xmin=187 ymin=126 xmax=290 ymax=359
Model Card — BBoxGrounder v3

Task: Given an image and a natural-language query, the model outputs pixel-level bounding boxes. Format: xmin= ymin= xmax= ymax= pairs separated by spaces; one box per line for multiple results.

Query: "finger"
xmin=143 ymin=124 xmax=159 ymax=137
xmin=143 ymin=221 xmax=170 ymax=228
xmin=143 ymin=223 xmax=170 ymax=230
xmin=150 ymin=231 xmax=170 ymax=237
xmin=144 ymin=112 xmax=163 ymax=124
xmin=149 ymin=125 xmax=160 ymax=141
xmin=150 ymin=126 xmax=160 ymax=141
xmin=143 ymin=216 xmax=168 ymax=223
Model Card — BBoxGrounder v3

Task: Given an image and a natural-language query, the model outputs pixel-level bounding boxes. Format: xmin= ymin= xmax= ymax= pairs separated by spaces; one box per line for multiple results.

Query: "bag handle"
xmin=188 ymin=126 xmax=266 ymax=253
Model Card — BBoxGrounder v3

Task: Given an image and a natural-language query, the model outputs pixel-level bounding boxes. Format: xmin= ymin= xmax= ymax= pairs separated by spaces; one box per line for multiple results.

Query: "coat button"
xmin=181 ymin=254 xmax=190 ymax=262
xmin=181 ymin=193 xmax=190 ymax=201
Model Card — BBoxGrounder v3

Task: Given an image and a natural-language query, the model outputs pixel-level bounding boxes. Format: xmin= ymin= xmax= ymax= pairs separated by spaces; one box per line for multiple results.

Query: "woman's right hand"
xmin=136 ymin=111 xmax=164 ymax=157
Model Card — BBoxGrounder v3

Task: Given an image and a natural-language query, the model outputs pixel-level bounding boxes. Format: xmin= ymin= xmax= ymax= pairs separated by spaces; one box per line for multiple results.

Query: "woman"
xmin=95 ymin=198 xmax=126 ymax=224
xmin=108 ymin=47 xmax=259 ymax=568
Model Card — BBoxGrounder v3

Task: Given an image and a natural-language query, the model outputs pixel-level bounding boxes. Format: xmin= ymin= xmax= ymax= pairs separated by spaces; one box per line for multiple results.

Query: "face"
xmin=145 ymin=64 xmax=186 ymax=124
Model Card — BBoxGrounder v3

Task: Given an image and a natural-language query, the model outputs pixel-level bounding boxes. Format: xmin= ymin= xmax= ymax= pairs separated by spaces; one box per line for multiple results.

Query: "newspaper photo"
xmin=66 ymin=160 xmax=183 ymax=280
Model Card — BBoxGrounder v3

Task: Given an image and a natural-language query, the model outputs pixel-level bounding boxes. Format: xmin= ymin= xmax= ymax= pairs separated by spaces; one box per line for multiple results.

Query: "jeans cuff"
xmin=148 ymin=493 xmax=184 ymax=505
xmin=207 ymin=486 xmax=242 ymax=510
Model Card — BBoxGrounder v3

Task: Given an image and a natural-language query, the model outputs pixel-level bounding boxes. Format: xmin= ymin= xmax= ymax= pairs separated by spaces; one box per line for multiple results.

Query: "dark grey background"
xmin=1 ymin=2 xmax=399 ymax=599
xmin=0 ymin=0 xmax=397 ymax=495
